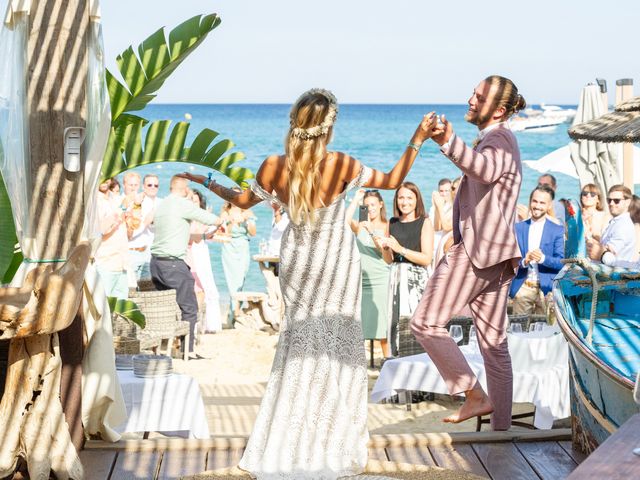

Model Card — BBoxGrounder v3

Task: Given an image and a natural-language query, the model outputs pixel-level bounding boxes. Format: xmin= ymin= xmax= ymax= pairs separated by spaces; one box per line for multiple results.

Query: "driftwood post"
xmin=0 ymin=0 xmax=90 ymax=478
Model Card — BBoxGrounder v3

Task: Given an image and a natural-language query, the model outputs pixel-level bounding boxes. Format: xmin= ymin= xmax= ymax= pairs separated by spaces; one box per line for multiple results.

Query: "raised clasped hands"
xmin=411 ymin=111 xmax=439 ymax=146
xmin=430 ymin=114 xmax=453 ymax=146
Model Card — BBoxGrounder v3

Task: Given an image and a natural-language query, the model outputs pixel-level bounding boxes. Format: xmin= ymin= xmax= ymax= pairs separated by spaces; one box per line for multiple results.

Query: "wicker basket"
xmin=129 ymin=289 xmax=181 ymax=338
xmin=113 ymin=336 xmax=141 ymax=355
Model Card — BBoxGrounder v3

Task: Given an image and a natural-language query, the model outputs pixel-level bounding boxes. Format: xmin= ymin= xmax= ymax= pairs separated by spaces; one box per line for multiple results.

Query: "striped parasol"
xmin=569 ymin=95 xmax=640 ymax=143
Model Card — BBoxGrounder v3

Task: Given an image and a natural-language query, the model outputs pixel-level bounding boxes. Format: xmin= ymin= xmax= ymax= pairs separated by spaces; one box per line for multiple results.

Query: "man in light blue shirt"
xmin=587 ymin=184 xmax=636 ymax=266
xmin=150 ymin=175 xmax=222 ymax=355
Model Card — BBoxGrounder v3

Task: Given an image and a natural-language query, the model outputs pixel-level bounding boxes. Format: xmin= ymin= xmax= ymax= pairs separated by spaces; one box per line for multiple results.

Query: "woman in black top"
xmin=376 ymin=182 xmax=433 ymax=356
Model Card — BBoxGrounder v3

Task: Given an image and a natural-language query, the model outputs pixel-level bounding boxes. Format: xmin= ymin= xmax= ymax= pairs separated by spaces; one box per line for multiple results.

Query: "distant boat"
xmin=553 ymin=260 xmax=640 ymax=453
xmin=510 ymin=104 xmax=577 ymax=132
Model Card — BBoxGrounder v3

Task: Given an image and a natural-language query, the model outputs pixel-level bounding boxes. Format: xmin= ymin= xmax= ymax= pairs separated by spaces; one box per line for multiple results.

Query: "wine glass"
xmin=449 ymin=325 xmax=463 ymax=345
xmin=468 ymin=326 xmax=478 ymax=350
xmin=535 ymin=322 xmax=546 ymax=332
xmin=510 ymin=323 xmax=523 ymax=334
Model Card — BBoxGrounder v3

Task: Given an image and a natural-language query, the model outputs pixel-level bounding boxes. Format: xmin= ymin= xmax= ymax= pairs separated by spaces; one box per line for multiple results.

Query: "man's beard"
xmin=465 ymin=109 xmax=492 ymax=126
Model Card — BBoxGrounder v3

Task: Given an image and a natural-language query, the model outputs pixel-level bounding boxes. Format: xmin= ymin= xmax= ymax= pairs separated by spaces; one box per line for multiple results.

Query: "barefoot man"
xmin=410 ymin=75 xmax=525 ymax=430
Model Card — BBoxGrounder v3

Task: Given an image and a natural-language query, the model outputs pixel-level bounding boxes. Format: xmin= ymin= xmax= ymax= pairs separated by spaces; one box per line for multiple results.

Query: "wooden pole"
xmin=26 ymin=0 xmax=89 ymax=452
xmin=615 ymin=79 xmax=634 ymax=189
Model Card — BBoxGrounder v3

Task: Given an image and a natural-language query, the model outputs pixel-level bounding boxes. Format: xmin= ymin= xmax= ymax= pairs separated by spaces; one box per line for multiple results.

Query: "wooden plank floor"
xmin=81 ymin=435 xmax=585 ymax=479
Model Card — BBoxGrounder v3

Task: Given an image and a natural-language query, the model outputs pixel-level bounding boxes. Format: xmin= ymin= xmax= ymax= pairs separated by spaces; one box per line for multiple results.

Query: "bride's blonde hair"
xmin=285 ymin=89 xmax=338 ymax=225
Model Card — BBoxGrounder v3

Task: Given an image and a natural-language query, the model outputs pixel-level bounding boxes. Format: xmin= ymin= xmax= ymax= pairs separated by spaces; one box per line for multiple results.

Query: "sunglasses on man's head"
xmin=146 ymin=183 xmax=159 ymax=188
xmin=365 ymin=189 xmax=379 ymax=194
xmin=607 ymin=197 xmax=626 ymax=204
xmin=581 ymin=191 xmax=597 ymax=198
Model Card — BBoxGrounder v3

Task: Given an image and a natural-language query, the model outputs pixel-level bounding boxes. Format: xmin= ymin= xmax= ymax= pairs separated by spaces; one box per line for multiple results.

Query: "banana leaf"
xmin=0 ymin=164 xmax=22 ymax=284
xmin=102 ymin=13 xmax=253 ymax=187
xmin=102 ymin=119 xmax=253 ymax=187
xmin=108 ymin=296 xmax=145 ymax=329
xmin=108 ymin=14 xmax=221 ymax=123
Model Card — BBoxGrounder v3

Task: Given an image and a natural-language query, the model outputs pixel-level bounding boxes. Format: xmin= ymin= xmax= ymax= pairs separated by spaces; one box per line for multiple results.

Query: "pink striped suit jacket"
xmin=442 ymin=124 xmax=522 ymax=270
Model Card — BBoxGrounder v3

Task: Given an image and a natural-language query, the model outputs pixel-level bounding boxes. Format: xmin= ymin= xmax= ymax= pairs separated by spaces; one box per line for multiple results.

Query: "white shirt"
xmin=129 ymin=195 xmax=158 ymax=249
xmin=600 ymin=212 xmax=636 ymax=265
xmin=526 ymin=217 xmax=547 ymax=282
xmin=268 ymin=211 xmax=290 ymax=256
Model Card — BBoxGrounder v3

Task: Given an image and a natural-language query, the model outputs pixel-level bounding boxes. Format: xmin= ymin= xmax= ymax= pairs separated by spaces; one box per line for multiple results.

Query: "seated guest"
xmin=580 ymin=183 xmax=609 ymax=240
xmin=587 ymin=184 xmax=636 ymax=266
xmin=510 ymin=185 xmax=564 ymax=315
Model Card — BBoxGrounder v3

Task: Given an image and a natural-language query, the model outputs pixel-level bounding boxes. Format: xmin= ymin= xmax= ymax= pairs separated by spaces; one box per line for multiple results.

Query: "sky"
xmin=97 ymin=0 xmax=638 ymax=105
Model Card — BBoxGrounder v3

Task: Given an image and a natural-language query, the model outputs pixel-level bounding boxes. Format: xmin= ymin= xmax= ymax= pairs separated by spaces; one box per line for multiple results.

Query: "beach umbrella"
xmin=523 ymin=144 xmax=640 ymax=184
xmin=569 ymin=96 xmax=640 ymax=143
xmin=568 ymin=84 xmax=620 ymax=195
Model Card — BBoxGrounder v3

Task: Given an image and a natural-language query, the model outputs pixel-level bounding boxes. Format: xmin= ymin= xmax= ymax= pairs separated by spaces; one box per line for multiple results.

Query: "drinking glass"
xmin=449 ymin=325 xmax=463 ymax=345
xmin=510 ymin=323 xmax=523 ymax=334
xmin=535 ymin=322 xmax=546 ymax=332
xmin=468 ymin=326 xmax=478 ymax=350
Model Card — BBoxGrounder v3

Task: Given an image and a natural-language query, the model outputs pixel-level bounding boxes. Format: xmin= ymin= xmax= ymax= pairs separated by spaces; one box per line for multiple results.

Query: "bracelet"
xmin=203 ymin=172 xmax=213 ymax=188
xmin=407 ymin=142 xmax=422 ymax=152
xmin=600 ymin=247 xmax=610 ymax=263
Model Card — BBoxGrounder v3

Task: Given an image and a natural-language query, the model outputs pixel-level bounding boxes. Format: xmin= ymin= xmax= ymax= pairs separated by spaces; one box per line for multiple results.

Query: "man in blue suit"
xmin=510 ymin=184 xmax=565 ymax=314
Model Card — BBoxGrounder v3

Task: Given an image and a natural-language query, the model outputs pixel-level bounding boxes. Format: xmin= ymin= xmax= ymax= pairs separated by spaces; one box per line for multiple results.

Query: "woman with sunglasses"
xmin=377 ymin=182 xmax=434 ymax=357
xmin=346 ymin=188 xmax=391 ymax=360
xmin=580 ymin=183 xmax=609 ymax=240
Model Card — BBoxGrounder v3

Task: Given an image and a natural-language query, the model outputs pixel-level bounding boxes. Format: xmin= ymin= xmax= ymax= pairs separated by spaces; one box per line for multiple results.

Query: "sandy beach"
xmin=166 ymin=328 xmax=547 ymax=438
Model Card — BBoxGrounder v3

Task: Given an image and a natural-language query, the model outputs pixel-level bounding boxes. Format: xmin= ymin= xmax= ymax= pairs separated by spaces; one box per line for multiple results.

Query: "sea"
xmin=134 ymin=103 xmax=582 ymax=297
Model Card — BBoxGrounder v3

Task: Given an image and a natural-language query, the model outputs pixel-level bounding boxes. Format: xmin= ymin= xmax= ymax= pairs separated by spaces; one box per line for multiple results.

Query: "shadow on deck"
xmin=81 ymin=428 xmax=585 ymax=479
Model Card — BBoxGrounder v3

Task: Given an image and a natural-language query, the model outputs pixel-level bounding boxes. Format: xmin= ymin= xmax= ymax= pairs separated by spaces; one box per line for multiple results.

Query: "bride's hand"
xmin=411 ymin=112 xmax=438 ymax=145
xmin=177 ymin=172 xmax=207 ymax=184
xmin=431 ymin=114 xmax=453 ymax=146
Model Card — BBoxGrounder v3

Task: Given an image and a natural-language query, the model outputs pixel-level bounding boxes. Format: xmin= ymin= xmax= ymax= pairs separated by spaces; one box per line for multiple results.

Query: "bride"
xmin=179 ymin=89 xmax=436 ymax=479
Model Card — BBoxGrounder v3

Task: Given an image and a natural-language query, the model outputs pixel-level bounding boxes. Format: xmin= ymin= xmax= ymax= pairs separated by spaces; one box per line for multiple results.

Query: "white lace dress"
xmin=238 ymin=166 xmax=372 ymax=479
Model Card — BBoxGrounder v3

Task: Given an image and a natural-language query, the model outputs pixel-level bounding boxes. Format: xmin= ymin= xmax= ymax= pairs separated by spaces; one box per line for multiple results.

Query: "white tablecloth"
xmin=371 ymin=330 xmax=570 ymax=429
xmin=115 ymin=370 xmax=210 ymax=439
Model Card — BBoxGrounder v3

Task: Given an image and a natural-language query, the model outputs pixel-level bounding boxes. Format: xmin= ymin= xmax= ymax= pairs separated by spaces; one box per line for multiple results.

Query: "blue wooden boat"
xmin=553 ymin=259 xmax=640 ymax=454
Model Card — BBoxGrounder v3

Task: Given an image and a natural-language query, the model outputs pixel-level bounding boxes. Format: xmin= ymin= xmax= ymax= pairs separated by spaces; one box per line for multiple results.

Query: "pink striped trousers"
xmin=410 ymin=243 xmax=515 ymax=430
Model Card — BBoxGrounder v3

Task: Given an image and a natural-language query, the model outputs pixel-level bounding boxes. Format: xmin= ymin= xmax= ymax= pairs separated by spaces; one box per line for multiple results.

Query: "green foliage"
xmin=0 ymin=152 xmax=22 ymax=285
xmin=108 ymin=297 xmax=146 ymax=329
xmin=101 ymin=14 xmax=253 ymax=187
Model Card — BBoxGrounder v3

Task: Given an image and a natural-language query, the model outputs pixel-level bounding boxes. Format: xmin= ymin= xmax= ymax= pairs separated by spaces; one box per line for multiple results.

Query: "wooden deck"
xmin=81 ymin=429 xmax=586 ymax=479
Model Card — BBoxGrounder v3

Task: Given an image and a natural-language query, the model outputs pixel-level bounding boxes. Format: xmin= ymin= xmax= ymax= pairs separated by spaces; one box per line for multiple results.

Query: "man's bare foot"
xmin=443 ymin=389 xmax=494 ymax=424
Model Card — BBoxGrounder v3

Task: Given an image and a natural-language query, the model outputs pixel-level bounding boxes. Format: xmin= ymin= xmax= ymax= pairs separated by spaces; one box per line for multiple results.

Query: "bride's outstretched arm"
xmin=364 ymin=112 xmax=439 ymax=190
xmin=178 ymin=157 xmax=278 ymax=209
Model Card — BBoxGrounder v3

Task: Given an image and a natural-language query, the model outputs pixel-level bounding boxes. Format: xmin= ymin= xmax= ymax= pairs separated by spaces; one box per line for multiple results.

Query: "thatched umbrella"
xmin=569 ymin=96 xmax=640 ymax=143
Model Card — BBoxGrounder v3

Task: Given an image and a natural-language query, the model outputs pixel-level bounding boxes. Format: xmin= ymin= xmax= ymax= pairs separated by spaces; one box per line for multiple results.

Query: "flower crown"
xmin=290 ymin=88 xmax=338 ymax=140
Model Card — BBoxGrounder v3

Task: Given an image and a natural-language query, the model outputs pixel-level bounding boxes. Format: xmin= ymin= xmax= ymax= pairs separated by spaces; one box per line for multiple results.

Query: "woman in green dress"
xmin=347 ymin=188 xmax=391 ymax=358
xmin=220 ymin=198 xmax=257 ymax=323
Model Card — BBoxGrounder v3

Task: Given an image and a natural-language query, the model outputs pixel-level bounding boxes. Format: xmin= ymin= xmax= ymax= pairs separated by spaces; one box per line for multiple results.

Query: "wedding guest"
xmin=429 ymin=178 xmax=454 ymax=266
xmin=580 ymin=183 xmax=609 ymax=240
xmin=150 ymin=175 xmax=222 ymax=355
xmin=95 ymin=179 xmax=129 ymax=299
xmin=587 ymin=184 xmax=636 ymax=265
xmin=346 ymin=188 xmax=391 ymax=359
xmin=538 ymin=174 xmax=565 ymax=227
xmin=411 ymin=75 xmax=525 ymax=430
xmin=108 ymin=176 xmax=123 ymax=203
xmin=630 ymin=195 xmax=640 ymax=260
xmin=220 ymin=193 xmax=257 ymax=324
xmin=128 ymin=174 xmax=160 ymax=281
xmin=378 ymin=182 xmax=434 ymax=357
xmin=267 ymin=202 xmax=289 ymax=257
xmin=510 ymin=185 xmax=564 ymax=315
xmin=187 ymin=189 xmax=223 ymax=334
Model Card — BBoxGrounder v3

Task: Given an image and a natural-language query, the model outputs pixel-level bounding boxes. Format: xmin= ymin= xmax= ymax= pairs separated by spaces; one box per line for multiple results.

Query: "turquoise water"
xmin=132 ymin=103 xmax=580 ymax=296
